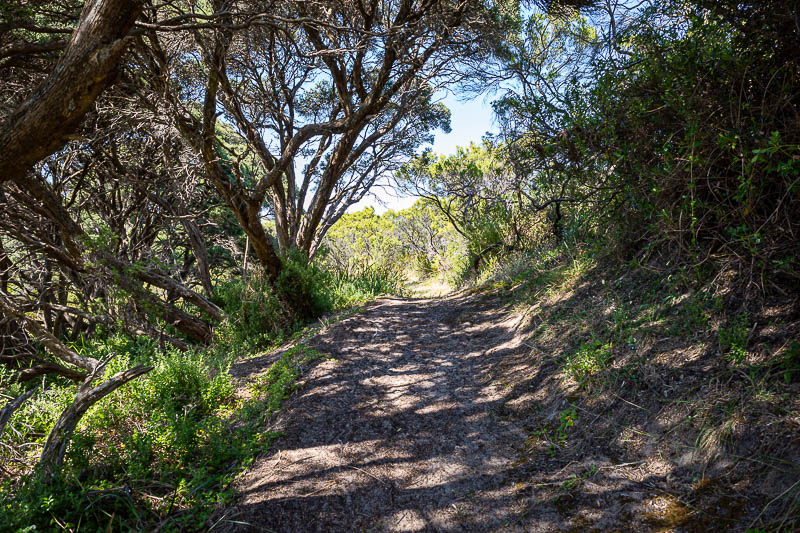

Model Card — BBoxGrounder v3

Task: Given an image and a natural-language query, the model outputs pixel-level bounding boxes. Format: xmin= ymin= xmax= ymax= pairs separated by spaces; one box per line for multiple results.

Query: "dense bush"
xmin=320 ymin=207 xmax=405 ymax=279
xmin=213 ymin=273 xmax=289 ymax=351
xmin=486 ymin=1 xmax=800 ymax=290
xmin=391 ymin=200 xmax=467 ymax=278
xmin=1 ymin=339 xmax=243 ymax=530
xmin=276 ymin=252 xmax=335 ymax=324
xmin=586 ymin=4 xmax=798 ymax=277
xmin=319 ymin=203 xmax=465 ymax=288
xmin=392 ymin=1 xmax=800 ymax=296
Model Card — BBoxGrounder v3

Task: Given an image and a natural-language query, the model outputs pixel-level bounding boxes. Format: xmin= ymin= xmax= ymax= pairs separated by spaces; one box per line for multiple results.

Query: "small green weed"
xmin=610 ymin=358 xmax=643 ymax=388
xmin=778 ymin=341 xmax=800 ymax=383
xmin=527 ymin=405 xmax=579 ymax=457
xmin=610 ymin=305 xmax=632 ymax=335
xmin=563 ymin=340 xmax=612 ymax=389
xmin=719 ymin=313 xmax=751 ymax=365
xmin=557 ymin=406 xmax=578 ymax=442
xmin=559 ymin=464 xmax=597 ymax=493
xmin=666 ymin=291 xmax=721 ymax=335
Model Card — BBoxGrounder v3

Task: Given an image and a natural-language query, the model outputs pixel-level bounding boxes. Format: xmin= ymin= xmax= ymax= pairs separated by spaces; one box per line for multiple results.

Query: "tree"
xmin=137 ymin=0 xmax=493 ymax=279
xmin=321 ymin=207 xmax=402 ymax=278
xmin=397 ymin=141 xmax=563 ymax=269
xmin=392 ymin=199 xmax=466 ymax=276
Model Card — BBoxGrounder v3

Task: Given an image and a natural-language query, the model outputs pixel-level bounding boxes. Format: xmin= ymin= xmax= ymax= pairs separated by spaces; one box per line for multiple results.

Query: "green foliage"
xmin=214 ymin=272 xmax=288 ymax=351
xmin=557 ymin=406 xmax=578 ymax=442
xmin=778 ymin=342 xmax=800 ymax=384
xmin=563 ymin=339 xmax=612 ymax=389
xmin=214 ymin=251 xmax=373 ymax=353
xmin=392 ymin=199 xmax=467 ymax=280
xmin=665 ymin=290 xmax=722 ymax=336
xmin=275 ymin=251 xmax=334 ymax=323
xmin=529 ymin=404 xmax=579 ymax=457
xmin=322 ymin=207 xmax=404 ymax=278
xmin=248 ymin=344 xmax=325 ymax=412
xmin=478 ymin=1 xmax=800 ymax=288
xmin=0 ymin=383 xmax=73 ymax=463
xmin=0 ymin=329 xmax=327 ymax=531
xmin=321 ymin=203 xmax=463 ymax=290
xmin=596 ymin=6 xmax=797 ymax=276
xmin=397 ymin=143 xmax=554 ymax=282
xmin=719 ymin=313 xmax=751 ymax=365
xmin=325 ymin=269 xmax=405 ymax=309
xmin=0 ymin=237 xmax=396 ymax=531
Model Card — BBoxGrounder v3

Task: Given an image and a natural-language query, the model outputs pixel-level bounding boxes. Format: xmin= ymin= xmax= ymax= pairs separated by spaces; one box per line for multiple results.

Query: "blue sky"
xmin=432 ymin=92 xmax=497 ymax=155
xmin=349 ymin=92 xmax=497 ymax=213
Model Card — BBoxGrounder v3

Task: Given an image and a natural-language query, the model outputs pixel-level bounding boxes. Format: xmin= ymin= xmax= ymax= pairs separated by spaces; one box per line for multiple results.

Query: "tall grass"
xmin=327 ymin=269 xmax=405 ymax=308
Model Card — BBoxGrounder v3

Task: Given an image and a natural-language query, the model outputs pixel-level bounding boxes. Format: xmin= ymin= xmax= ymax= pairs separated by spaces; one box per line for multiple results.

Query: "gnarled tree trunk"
xmin=39 ymin=362 xmax=152 ymax=474
xmin=0 ymin=0 xmax=143 ymax=186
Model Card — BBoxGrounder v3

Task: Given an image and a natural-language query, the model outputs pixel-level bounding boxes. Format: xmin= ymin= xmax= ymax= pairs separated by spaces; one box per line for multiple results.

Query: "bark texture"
xmin=0 ymin=0 xmax=143 ymax=185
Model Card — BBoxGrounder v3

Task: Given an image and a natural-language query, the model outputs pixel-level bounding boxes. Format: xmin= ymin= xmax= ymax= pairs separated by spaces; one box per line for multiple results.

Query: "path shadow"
xmin=218 ymin=285 xmax=800 ymax=532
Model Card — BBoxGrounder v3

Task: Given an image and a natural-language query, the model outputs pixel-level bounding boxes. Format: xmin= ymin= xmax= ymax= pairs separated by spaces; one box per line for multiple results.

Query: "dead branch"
xmin=39 ymin=362 xmax=152 ymax=474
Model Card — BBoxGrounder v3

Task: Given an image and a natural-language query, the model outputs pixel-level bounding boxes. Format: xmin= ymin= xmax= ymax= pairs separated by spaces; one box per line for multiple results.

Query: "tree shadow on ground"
xmin=219 ymin=278 xmax=800 ymax=532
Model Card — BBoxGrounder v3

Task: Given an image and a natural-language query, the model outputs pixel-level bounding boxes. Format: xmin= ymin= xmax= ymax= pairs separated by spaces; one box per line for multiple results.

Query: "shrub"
xmin=275 ymin=251 xmax=333 ymax=323
xmin=326 ymin=268 xmax=405 ymax=309
xmin=213 ymin=271 xmax=289 ymax=350
xmin=1 ymin=337 xmax=259 ymax=531
xmin=719 ymin=313 xmax=751 ymax=365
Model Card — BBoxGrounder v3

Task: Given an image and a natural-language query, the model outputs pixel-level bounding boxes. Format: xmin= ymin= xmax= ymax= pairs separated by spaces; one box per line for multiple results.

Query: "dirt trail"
xmin=224 ymin=294 xmax=553 ymax=532
xmin=219 ymin=291 xmax=782 ymax=532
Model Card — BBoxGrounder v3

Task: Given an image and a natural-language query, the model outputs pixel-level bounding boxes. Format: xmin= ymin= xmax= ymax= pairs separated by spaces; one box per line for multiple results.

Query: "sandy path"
xmin=219 ymin=281 xmax=800 ymax=533
xmin=223 ymin=295 xmax=540 ymax=532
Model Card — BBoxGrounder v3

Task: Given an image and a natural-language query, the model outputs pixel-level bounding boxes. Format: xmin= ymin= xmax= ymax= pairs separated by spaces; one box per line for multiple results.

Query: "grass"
xmin=247 ymin=344 xmax=326 ymax=404
xmin=477 ymin=240 xmax=799 ymax=529
xmin=778 ymin=342 xmax=800 ymax=384
xmin=562 ymin=340 xmax=613 ymax=390
xmin=327 ymin=269 xmax=406 ymax=308
xmin=719 ymin=312 xmax=751 ymax=365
